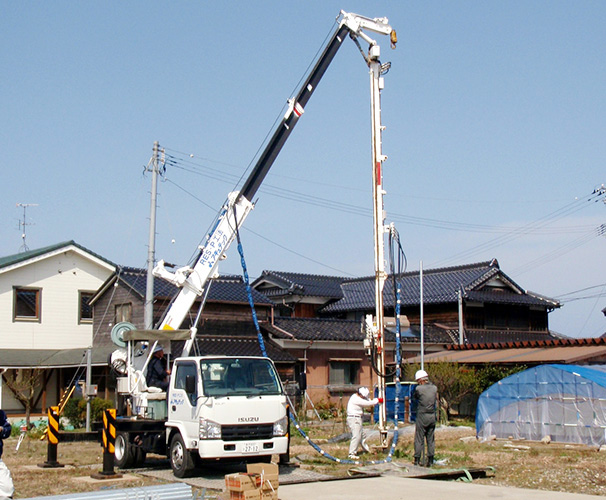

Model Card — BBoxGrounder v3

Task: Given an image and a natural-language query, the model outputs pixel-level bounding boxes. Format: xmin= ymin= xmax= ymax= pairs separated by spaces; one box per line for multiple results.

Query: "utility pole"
xmin=85 ymin=348 xmax=92 ymax=431
xmin=458 ymin=288 xmax=465 ymax=345
xmin=145 ymin=142 xmax=163 ymax=330
xmin=16 ymin=203 xmax=38 ymax=252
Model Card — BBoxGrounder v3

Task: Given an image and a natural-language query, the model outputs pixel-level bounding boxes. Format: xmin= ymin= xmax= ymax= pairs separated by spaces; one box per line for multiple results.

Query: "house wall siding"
xmin=92 ymin=285 xmax=142 ymax=348
xmin=0 ymin=250 xmax=113 ymax=350
xmin=294 ymin=347 xmax=376 ymax=406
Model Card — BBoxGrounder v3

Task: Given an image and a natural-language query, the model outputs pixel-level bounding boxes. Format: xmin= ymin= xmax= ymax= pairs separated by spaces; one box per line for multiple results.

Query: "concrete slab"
xmin=72 ymin=474 xmax=139 ymax=485
xmin=139 ymin=463 xmax=333 ymax=491
xmin=278 ymin=476 xmax=601 ymax=500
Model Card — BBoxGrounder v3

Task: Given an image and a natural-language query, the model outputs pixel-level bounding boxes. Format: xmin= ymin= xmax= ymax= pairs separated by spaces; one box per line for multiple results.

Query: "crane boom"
xmin=153 ymin=11 xmax=396 ymax=357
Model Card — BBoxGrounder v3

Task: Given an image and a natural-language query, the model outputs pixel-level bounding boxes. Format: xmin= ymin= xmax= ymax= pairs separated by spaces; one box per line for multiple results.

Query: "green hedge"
xmin=63 ymin=397 xmax=113 ymax=429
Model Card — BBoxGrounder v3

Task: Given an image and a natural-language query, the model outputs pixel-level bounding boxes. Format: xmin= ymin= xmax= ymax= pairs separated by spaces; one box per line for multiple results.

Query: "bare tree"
xmin=2 ymin=368 xmax=43 ymax=427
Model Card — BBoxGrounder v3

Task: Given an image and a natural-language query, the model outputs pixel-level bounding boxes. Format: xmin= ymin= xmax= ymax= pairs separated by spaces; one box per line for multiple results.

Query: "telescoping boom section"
xmin=153 ymin=11 xmax=397 ymax=355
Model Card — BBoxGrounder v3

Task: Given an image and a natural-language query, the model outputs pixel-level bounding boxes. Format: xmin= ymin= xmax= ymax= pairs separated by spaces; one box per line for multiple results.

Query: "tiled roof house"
xmin=256 ymin=260 xmax=563 ymax=345
xmin=252 ymin=260 xmax=566 ymax=404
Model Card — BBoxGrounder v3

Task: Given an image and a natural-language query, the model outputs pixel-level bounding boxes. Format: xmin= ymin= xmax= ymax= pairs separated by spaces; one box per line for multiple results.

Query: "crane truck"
xmin=108 ymin=11 xmax=397 ymax=478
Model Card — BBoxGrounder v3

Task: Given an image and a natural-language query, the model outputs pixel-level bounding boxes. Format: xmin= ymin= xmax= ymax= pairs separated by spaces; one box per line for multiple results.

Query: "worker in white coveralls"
xmin=347 ymin=386 xmax=380 ymax=460
xmin=0 ymin=408 xmax=14 ymax=499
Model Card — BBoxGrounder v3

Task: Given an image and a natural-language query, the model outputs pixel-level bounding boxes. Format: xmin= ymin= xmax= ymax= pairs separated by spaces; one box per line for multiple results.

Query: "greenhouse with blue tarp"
xmin=476 ymin=364 xmax=606 ymax=446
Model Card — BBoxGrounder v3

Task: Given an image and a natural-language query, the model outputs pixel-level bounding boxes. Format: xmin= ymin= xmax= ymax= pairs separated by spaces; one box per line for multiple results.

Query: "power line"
xmin=555 ymin=283 xmax=606 ymax=298
xmin=432 ymin=190 xmax=604 ymax=267
xmin=164 ymin=151 xmax=600 ymax=236
xmin=510 ymin=226 xmax=602 ymax=277
xmin=164 ymin=177 xmax=354 ymax=276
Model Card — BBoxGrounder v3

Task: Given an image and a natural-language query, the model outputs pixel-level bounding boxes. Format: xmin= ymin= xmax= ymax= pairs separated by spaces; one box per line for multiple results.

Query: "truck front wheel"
xmin=170 ymin=433 xmax=196 ymax=478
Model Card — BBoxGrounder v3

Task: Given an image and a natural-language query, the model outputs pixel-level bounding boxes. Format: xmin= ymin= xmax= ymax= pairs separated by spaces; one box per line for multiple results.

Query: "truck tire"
xmin=170 ymin=433 xmax=196 ymax=478
xmin=115 ymin=432 xmax=135 ymax=469
xmin=133 ymin=446 xmax=147 ymax=467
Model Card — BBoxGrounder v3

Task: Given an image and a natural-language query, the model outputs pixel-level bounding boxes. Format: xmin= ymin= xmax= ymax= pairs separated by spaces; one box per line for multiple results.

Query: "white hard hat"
xmin=358 ymin=387 xmax=370 ymax=398
xmin=415 ymin=369 xmax=428 ymax=381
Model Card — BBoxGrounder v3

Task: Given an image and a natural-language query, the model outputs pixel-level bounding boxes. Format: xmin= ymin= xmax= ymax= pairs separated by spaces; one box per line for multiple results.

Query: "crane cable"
xmin=234 ymin=205 xmax=405 ymax=464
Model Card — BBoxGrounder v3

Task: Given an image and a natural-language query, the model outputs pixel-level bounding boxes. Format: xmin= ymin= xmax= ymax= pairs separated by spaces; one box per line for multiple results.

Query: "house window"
xmin=14 ymin=287 xmax=41 ymax=322
xmin=275 ymin=304 xmax=294 ymax=318
xmin=79 ymin=291 xmax=94 ymax=324
xmin=329 ymin=360 xmax=360 ymax=386
xmin=115 ymin=303 xmax=132 ymax=323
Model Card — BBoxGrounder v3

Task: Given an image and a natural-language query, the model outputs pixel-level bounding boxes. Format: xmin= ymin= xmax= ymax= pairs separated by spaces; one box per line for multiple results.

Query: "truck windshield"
xmin=200 ymin=358 xmax=283 ymax=397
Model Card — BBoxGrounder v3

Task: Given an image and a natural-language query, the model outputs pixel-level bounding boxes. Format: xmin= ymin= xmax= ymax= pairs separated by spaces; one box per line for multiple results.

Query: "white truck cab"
xmin=166 ymin=355 xmax=289 ymax=477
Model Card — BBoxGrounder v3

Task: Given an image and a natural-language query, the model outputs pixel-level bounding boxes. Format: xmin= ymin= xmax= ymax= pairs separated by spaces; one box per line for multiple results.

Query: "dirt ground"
xmin=290 ymin=421 xmax=606 ymax=496
xmin=3 ymin=422 xmax=606 ymax=498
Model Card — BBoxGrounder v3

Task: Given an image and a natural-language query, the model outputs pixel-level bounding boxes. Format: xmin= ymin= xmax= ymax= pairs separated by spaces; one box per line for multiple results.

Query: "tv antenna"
xmin=16 ymin=203 xmax=38 ymax=252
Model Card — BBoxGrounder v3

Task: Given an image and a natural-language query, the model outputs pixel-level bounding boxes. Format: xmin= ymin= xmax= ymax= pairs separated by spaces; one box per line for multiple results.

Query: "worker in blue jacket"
xmin=146 ymin=345 xmax=171 ymax=391
xmin=0 ymin=408 xmax=14 ymax=499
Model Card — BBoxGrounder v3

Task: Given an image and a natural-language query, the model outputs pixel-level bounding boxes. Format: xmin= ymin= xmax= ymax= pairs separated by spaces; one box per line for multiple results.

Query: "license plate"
xmin=242 ymin=443 xmax=260 ymax=454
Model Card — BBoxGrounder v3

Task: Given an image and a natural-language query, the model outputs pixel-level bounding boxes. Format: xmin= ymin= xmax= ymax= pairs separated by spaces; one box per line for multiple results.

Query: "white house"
xmin=0 ymin=241 xmax=115 ymax=413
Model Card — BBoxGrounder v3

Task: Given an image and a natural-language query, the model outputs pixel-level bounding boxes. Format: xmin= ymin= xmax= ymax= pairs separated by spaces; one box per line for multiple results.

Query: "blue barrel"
xmin=374 ymin=382 xmax=417 ymax=423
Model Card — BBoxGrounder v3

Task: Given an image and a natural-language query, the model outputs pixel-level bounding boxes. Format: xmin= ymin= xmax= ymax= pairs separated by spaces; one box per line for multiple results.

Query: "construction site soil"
xmin=3 ymin=422 xmax=606 ymax=498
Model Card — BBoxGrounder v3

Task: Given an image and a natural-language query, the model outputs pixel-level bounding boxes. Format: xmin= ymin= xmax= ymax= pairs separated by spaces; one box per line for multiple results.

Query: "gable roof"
xmin=272 ymin=317 xmax=362 ymax=342
xmin=252 ymin=271 xmax=347 ymax=300
xmin=0 ymin=240 xmax=115 ymax=273
xmin=92 ymin=266 xmax=273 ymax=305
xmin=171 ymin=319 xmax=296 ymax=363
xmin=320 ymin=260 xmax=560 ymax=314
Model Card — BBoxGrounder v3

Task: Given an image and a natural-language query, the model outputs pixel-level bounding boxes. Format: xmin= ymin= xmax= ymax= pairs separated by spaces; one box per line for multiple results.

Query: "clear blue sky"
xmin=2 ymin=2 xmax=605 ymax=337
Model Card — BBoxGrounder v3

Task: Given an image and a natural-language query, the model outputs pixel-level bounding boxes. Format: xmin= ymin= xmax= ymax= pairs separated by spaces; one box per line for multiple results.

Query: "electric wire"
xmin=162 ymin=154 xmax=606 ymax=302
xmin=164 ymin=150 xmax=599 ymax=236
xmin=432 ymin=190 xmax=604 ymax=267
xmin=509 ymin=226 xmax=604 ymax=277
xmin=555 ymin=283 xmax=606 ymax=298
xmin=164 ymin=177 xmax=354 ymax=276
xmin=576 ymin=283 xmax=606 ymax=337
xmin=164 ymin=146 xmax=578 ymax=208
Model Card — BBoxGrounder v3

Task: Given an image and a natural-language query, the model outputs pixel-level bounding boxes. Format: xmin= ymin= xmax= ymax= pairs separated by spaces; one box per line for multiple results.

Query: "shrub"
xmin=314 ymin=399 xmax=344 ymax=420
xmin=63 ymin=397 xmax=113 ymax=428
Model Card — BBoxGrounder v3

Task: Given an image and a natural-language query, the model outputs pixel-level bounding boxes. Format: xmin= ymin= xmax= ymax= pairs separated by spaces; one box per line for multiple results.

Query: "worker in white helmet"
xmin=346 ymin=386 xmax=380 ymax=460
xmin=412 ymin=369 xmax=439 ymax=466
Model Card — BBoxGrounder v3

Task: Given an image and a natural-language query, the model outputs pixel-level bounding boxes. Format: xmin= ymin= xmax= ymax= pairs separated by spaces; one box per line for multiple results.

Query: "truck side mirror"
xmin=185 ymin=374 xmax=196 ymax=394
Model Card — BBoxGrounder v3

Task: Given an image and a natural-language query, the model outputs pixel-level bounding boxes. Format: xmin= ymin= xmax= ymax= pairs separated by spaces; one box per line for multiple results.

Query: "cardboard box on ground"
xmin=225 ymin=463 xmax=279 ymax=500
